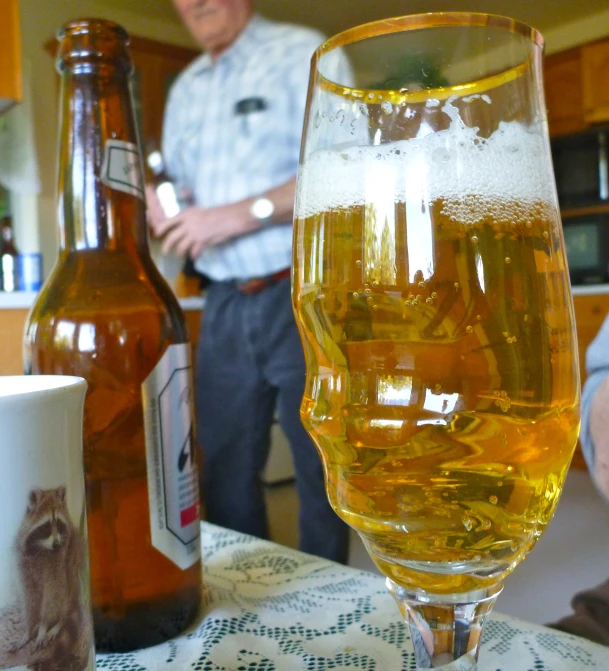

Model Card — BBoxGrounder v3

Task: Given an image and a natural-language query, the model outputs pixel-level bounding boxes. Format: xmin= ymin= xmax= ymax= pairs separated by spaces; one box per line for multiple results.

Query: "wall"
xmin=15 ymin=0 xmax=195 ymax=277
xmin=12 ymin=2 xmax=609 ymax=275
xmin=545 ymin=7 xmax=609 ymax=54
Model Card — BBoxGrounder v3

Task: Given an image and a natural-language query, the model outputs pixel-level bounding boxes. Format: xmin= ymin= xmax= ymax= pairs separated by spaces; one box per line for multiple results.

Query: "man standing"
xmin=148 ymin=0 xmax=350 ymax=564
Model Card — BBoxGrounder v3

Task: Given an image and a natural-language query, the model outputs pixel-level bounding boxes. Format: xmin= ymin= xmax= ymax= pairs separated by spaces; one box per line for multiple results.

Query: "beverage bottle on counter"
xmin=146 ymin=147 xmax=189 ymax=286
xmin=147 ymin=146 xmax=190 ymax=218
xmin=0 ymin=217 xmax=18 ymax=292
xmin=146 ymin=145 xmax=208 ymax=294
xmin=23 ymin=19 xmax=203 ymax=652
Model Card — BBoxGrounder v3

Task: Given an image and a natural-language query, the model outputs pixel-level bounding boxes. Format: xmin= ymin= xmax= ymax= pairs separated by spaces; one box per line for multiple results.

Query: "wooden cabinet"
xmin=543 ymin=38 xmax=609 ymax=467
xmin=47 ymin=34 xmax=199 ymax=152
xmin=0 ymin=310 xmax=28 ymax=375
xmin=582 ymin=40 xmax=609 ymax=125
xmin=0 ymin=0 xmax=22 ymax=114
xmin=545 ymin=48 xmax=586 ymax=137
xmin=128 ymin=36 xmax=199 ymax=154
xmin=0 ymin=308 xmax=202 ymax=375
xmin=545 ymin=37 xmax=609 ymax=137
xmin=573 ymin=295 xmax=609 ymax=367
xmin=127 ymin=37 xmax=200 ymax=294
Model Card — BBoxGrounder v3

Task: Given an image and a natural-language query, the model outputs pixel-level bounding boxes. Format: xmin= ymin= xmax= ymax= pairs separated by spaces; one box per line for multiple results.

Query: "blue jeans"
xmin=195 ymin=276 xmax=350 ymax=564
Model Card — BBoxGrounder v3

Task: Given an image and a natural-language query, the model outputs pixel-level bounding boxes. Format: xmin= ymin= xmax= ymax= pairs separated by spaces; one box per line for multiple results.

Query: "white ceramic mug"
xmin=0 ymin=376 xmax=95 ymax=671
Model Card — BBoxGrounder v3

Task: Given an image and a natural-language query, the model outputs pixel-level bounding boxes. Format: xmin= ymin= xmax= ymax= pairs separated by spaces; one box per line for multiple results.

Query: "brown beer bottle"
xmin=23 ymin=19 xmax=202 ymax=652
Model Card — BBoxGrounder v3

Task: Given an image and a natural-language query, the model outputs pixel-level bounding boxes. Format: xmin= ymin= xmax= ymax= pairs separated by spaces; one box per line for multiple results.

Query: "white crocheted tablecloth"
xmin=96 ymin=522 xmax=609 ymax=670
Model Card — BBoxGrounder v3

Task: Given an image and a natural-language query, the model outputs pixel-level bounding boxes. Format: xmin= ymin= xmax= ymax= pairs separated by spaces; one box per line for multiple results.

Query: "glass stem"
xmin=386 ymin=579 xmax=502 ymax=670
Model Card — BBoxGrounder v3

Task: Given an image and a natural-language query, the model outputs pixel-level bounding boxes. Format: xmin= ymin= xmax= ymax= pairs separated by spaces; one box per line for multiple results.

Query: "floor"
xmin=264 ymin=469 xmax=609 ymax=625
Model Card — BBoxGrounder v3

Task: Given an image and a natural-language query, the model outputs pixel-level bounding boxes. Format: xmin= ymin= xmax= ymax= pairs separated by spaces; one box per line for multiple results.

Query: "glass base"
xmin=386 ymin=579 xmax=502 ymax=670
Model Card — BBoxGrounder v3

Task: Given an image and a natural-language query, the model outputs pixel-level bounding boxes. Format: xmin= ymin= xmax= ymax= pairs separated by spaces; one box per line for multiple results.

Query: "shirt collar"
xmin=191 ymin=13 xmax=268 ymax=74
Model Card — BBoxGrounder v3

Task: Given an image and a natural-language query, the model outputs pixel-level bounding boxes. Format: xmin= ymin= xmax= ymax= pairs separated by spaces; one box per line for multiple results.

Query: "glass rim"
xmin=312 ymin=12 xmax=543 ymax=104
xmin=0 ymin=375 xmax=86 ymax=399
xmin=314 ymin=12 xmax=543 ymax=62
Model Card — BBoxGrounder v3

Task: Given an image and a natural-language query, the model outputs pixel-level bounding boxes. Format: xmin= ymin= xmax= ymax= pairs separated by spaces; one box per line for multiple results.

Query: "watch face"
xmin=252 ymin=197 xmax=274 ymax=219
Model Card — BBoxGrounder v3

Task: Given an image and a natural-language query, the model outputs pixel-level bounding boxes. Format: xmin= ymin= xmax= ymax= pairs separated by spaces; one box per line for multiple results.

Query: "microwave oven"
xmin=562 ymin=213 xmax=609 ymax=285
xmin=552 ymin=126 xmax=609 ymax=209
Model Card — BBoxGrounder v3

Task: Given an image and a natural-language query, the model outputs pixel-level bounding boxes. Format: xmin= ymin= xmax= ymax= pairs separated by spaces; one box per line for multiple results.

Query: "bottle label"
xmin=142 ymin=344 xmax=201 ymax=570
xmin=101 ymin=139 xmax=145 ymax=201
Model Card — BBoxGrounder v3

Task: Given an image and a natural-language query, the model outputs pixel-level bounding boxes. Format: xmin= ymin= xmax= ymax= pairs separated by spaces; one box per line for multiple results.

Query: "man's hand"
xmin=150 ymin=201 xmax=253 ymax=259
xmin=145 ymin=185 xmax=168 ymax=234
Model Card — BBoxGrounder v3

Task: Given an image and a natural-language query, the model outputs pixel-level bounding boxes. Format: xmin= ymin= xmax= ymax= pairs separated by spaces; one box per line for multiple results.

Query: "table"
xmin=97 ymin=523 xmax=609 ymax=670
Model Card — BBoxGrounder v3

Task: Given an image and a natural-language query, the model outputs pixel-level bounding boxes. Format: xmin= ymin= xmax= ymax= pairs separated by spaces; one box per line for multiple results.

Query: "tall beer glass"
xmin=292 ymin=13 xmax=580 ymax=669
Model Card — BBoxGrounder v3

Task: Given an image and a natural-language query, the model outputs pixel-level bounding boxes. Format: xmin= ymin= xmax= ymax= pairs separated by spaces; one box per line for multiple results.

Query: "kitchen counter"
xmin=0 ymin=286 xmax=606 ymax=471
xmin=0 ymin=292 xmax=205 ymax=377
xmin=571 ymin=284 xmax=609 ymax=296
xmin=0 ymin=291 xmax=205 ymax=310
xmin=0 ymin=285 xmax=606 ymax=308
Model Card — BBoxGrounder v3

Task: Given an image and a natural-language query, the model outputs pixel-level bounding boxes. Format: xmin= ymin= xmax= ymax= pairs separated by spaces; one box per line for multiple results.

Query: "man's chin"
xmin=194 ymin=27 xmax=228 ymax=50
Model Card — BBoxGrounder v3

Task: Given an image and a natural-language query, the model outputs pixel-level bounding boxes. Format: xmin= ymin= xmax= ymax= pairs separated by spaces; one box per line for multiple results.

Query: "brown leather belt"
xmin=236 ymin=267 xmax=291 ymax=295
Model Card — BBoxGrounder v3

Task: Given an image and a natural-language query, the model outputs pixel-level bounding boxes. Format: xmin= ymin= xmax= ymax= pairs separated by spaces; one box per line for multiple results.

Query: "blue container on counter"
xmin=17 ymin=253 xmax=43 ymax=291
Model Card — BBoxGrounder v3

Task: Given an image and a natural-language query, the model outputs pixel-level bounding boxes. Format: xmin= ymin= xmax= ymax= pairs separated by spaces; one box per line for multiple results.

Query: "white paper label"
xmin=101 ymin=139 xmax=145 ymax=200
xmin=142 ymin=344 xmax=201 ymax=569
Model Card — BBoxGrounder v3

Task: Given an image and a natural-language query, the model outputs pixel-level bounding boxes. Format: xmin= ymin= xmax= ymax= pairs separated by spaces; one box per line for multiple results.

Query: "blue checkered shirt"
xmin=580 ymin=312 xmax=609 ymax=474
xmin=162 ymin=14 xmax=325 ymax=281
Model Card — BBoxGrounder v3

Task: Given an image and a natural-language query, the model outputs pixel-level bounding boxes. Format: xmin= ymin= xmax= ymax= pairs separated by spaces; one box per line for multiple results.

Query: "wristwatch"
xmin=250 ymin=196 xmax=275 ymax=222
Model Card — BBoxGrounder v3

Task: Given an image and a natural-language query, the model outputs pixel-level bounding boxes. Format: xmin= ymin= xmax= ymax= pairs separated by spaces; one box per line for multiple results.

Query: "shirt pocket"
xmin=233 ymin=102 xmax=278 ymax=173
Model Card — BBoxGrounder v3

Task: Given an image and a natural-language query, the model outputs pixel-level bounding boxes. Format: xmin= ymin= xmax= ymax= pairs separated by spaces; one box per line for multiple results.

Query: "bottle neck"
xmin=58 ymin=65 xmax=148 ymax=254
xmin=1 ymin=225 xmax=17 ymax=255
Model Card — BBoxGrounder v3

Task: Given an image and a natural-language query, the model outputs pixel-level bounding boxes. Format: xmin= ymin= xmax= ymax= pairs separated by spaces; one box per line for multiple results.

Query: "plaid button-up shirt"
xmin=162 ymin=14 xmax=325 ymax=281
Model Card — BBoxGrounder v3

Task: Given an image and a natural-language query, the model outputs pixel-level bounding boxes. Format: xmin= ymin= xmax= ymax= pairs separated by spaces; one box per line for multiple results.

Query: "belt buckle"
xmin=238 ymin=277 xmax=268 ymax=295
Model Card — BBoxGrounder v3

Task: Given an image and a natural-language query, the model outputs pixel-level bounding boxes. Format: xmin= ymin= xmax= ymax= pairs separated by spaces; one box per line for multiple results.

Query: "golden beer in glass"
xmin=292 ymin=13 xmax=580 ymax=669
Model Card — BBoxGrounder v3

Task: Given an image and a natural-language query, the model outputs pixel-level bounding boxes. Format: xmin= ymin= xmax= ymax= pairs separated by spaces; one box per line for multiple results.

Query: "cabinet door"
xmin=544 ymin=48 xmax=586 ymax=137
xmin=0 ymin=0 xmax=22 ymax=113
xmin=130 ymin=48 xmax=159 ymax=153
xmin=129 ymin=37 xmax=199 ymax=156
xmin=45 ymin=34 xmax=199 ymax=154
xmin=582 ymin=40 xmax=609 ymax=125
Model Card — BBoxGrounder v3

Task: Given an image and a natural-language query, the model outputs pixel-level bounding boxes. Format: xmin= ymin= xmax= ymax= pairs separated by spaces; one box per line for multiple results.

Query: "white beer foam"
xmin=296 ymin=113 xmax=556 ymax=225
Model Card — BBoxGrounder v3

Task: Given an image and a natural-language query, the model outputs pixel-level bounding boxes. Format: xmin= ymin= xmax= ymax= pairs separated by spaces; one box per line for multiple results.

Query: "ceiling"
xmin=101 ymin=0 xmax=609 ymax=39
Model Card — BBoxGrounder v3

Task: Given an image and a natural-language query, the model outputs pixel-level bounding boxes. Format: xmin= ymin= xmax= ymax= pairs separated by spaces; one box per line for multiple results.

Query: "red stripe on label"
xmin=180 ymin=504 xmax=198 ymax=527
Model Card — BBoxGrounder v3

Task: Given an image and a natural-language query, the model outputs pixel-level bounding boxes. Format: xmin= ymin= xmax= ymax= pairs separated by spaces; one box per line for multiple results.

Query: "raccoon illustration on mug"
xmin=0 ymin=486 xmax=92 ymax=671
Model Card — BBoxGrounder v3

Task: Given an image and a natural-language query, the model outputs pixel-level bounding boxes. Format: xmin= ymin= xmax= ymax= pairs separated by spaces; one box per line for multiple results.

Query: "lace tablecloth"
xmin=96 ymin=523 xmax=609 ymax=670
